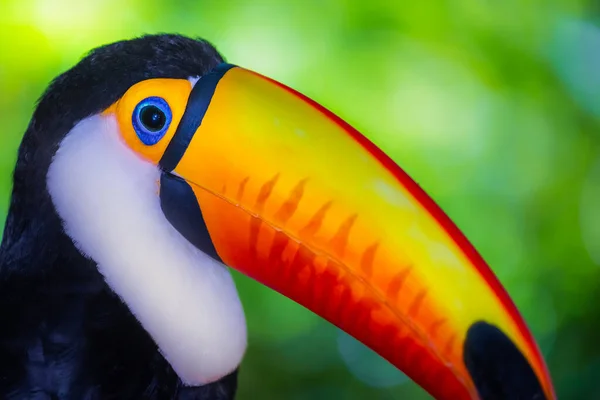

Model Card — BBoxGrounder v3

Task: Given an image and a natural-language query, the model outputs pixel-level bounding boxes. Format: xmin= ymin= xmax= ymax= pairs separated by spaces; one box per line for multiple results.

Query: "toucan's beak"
xmin=158 ymin=64 xmax=556 ymax=400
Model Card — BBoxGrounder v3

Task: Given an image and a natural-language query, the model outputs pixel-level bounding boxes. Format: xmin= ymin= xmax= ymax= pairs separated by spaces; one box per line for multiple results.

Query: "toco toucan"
xmin=0 ymin=34 xmax=556 ymax=400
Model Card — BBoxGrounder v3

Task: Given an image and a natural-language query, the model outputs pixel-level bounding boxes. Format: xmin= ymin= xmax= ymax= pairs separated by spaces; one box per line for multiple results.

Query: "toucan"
xmin=0 ymin=34 xmax=556 ymax=400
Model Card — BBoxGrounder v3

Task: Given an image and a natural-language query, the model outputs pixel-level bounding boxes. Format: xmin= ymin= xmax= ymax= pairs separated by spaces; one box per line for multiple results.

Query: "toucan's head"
xmin=12 ymin=34 xmax=554 ymax=399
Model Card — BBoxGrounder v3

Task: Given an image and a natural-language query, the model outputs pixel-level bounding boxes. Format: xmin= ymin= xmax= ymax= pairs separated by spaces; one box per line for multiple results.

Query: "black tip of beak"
xmin=463 ymin=321 xmax=546 ymax=400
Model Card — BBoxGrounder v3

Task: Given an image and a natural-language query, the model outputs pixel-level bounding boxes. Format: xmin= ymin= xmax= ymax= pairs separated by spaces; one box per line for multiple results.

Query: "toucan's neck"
xmin=0 ymin=113 xmax=71 ymax=273
xmin=0 ymin=150 xmax=241 ymax=400
xmin=0 ymin=192 xmax=240 ymax=399
xmin=0 ymin=170 xmax=89 ymax=284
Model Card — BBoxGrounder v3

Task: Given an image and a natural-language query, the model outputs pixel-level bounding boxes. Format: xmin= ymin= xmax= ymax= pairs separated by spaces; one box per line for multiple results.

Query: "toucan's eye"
xmin=132 ymin=97 xmax=172 ymax=145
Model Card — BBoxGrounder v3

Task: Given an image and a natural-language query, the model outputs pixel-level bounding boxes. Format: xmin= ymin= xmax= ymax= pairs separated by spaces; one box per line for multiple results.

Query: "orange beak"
xmin=154 ymin=64 xmax=556 ymax=399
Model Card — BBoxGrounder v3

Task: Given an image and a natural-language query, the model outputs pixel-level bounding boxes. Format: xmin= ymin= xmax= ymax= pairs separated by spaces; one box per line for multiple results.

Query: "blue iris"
xmin=132 ymin=97 xmax=172 ymax=145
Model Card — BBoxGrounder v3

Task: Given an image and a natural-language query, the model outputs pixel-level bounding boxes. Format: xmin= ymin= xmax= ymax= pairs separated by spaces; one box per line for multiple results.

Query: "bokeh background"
xmin=1 ymin=0 xmax=599 ymax=398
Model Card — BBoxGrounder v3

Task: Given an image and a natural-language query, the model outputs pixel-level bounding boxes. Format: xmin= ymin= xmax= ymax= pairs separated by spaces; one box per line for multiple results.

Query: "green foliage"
xmin=1 ymin=0 xmax=598 ymax=398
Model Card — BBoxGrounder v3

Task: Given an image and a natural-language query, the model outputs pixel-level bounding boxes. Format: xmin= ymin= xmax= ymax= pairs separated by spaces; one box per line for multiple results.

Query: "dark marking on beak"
xmin=159 ymin=172 xmax=221 ymax=262
xmin=464 ymin=321 xmax=546 ymax=400
xmin=159 ymin=63 xmax=236 ymax=172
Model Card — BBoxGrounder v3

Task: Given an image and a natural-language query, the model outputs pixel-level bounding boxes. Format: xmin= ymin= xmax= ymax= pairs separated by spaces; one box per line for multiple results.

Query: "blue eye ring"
xmin=132 ymin=96 xmax=172 ymax=146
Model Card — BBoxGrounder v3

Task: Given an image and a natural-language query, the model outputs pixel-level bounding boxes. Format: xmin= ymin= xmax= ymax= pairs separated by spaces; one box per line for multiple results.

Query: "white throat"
xmin=47 ymin=114 xmax=247 ymax=386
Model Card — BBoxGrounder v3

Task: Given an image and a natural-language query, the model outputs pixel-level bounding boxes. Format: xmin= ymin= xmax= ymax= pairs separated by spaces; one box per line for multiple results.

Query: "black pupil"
xmin=140 ymin=105 xmax=166 ymax=132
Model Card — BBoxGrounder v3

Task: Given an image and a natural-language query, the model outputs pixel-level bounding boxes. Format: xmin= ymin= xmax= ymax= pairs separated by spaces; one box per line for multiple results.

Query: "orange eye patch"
xmin=105 ymin=78 xmax=193 ymax=164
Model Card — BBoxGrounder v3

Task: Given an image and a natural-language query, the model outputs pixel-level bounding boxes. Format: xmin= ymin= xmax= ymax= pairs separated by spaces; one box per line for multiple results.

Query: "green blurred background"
xmin=1 ymin=0 xmax=599 ymax=398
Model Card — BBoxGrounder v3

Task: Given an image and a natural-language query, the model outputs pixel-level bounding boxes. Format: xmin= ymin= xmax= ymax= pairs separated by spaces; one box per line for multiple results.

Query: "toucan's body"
xmin=0 ymin=234 xmax=237 ymax=399
xmin=0 ymin=34 xmax=555 ymax=400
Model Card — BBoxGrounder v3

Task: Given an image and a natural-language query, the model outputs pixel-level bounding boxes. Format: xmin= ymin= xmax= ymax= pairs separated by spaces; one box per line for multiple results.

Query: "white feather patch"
xmin=46 ymin=114 xmax=248 ymax=386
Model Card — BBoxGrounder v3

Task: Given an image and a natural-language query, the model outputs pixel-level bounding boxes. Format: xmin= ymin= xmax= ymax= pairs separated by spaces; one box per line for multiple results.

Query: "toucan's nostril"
xmin=463 ymin=321 xmax=546 ymax=400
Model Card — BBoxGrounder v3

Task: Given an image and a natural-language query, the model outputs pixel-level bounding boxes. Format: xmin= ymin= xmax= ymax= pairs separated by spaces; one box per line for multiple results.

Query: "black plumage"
xmin=0 ymin=34 xmax=238 ymax=400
